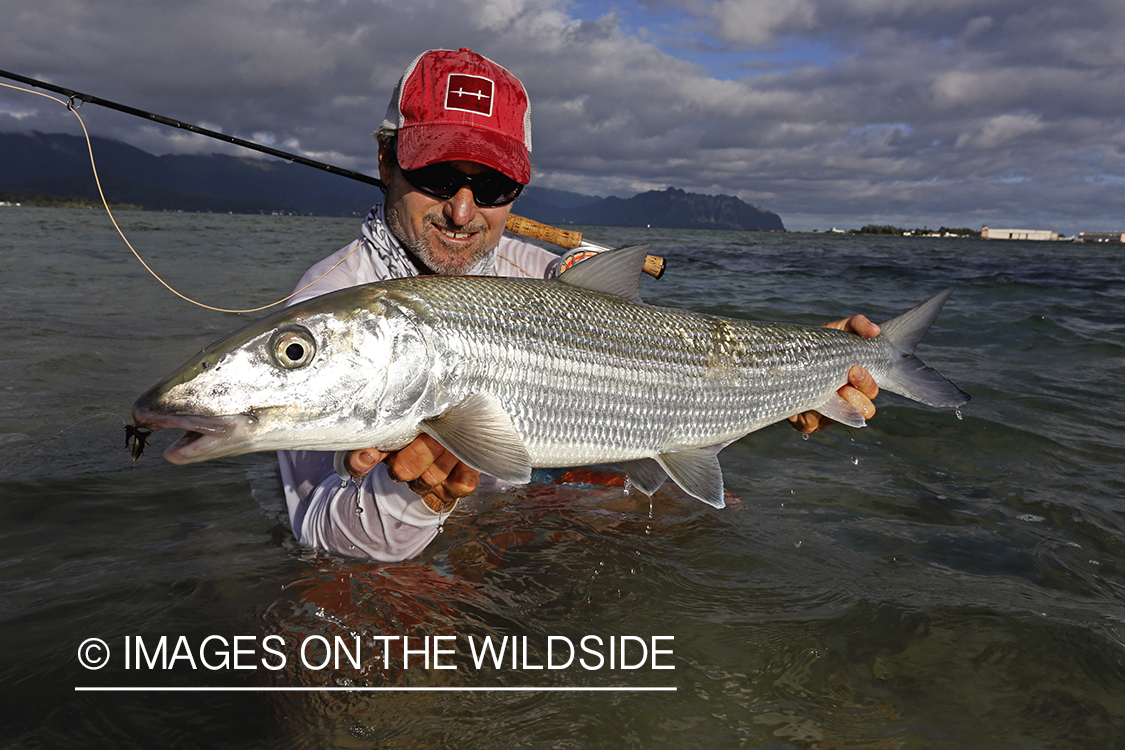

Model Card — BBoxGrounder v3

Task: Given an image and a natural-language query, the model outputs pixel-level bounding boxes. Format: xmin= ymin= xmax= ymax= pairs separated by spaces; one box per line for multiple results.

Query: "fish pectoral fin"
xmin=655 ymin=446 xmax=726 ymax=509
xmin=420 ymin=392 xmax=533 ymax=484
xmin=556 ymin=243 xmax=651 ymax=303
xmin=811 ymin=393 xmax=868 ymax=428
xmin=620 ymin=458 xmax=667 ymax=495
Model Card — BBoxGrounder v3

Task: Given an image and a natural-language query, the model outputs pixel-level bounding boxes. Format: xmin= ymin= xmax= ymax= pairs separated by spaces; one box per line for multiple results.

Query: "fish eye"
xmin=271 ymin=328 xmax=316 ymax=369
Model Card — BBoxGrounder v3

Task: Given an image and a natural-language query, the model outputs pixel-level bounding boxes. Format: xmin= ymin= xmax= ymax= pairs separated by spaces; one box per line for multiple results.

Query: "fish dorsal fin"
xmin=556 ymin=244 xmax=652 ymax=303
xmin=655 ymin=445 xmax=726 ymax=508
xmin=420 ymin=392 xmax=532 ymax=484
xmin=811 ymin=393 xmax=868 ymax=428
xmin=620 ymin=457 xmax=668 ymax=495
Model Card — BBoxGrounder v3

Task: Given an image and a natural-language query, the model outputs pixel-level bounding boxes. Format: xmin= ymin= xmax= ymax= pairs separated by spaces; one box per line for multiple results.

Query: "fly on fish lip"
xmin=124 ymin=423 xmax=152 ymax=463
xmin=127 ymin=397 xmax=241 ymax=463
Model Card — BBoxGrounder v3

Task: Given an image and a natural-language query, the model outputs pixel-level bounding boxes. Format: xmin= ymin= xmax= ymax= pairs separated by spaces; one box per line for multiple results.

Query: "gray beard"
xmin=384 ymin=201 xmax=495 ymax=276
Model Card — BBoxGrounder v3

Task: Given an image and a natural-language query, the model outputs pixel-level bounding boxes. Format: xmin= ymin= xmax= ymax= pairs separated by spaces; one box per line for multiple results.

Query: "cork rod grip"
xmin=505 ymin=214 xmax=666 ymax=279
xmin=505 ymin=214 xmax=584 ymax=249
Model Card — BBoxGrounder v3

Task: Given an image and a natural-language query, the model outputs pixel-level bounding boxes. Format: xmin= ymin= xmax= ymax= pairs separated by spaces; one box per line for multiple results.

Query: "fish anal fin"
xmin=421 ymin=392 xmax=532 ymax=484
xmin=812 ymin=393 xmax=868 ymax=428
xmin=655 ymin=446 xmax=726 ymax=509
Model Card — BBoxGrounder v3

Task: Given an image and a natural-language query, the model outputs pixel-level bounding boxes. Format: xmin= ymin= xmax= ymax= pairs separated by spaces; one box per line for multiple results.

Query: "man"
xmin=278 ymin=48 xmax=879 ymax=561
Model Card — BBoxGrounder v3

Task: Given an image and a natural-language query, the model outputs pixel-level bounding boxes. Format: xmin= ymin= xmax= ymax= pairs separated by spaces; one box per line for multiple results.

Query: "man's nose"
xmin=443 ymin=186 xmax=477 ymax=226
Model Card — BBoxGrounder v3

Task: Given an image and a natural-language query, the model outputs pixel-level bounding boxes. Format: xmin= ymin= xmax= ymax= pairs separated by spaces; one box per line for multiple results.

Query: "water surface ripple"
xmin=2 ymin=209 xmax=1123 ymax=748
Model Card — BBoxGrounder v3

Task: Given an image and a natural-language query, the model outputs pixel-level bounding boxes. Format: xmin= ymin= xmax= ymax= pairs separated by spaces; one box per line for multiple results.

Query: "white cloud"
xmin=961 ymin=15 xmax=994 ymax=39
xmin=955 ymin=114 xmax=1045 ymax=150
xmin=710 ymin=0 xmax=820 ymax=45
xmin=1 ymin=0 xmax=1123 ymax=232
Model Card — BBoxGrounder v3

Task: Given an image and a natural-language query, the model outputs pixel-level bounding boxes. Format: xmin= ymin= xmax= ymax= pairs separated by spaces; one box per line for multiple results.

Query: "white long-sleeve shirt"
xmin=278 ymin=215 xmax=559 ymax=561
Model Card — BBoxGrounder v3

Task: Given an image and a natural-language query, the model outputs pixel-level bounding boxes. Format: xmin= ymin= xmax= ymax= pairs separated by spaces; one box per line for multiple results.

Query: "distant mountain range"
xmin=517 ymin=185 xmax=784 ymax=231
xmin=0 ymin=131 xmax=784 ymax=231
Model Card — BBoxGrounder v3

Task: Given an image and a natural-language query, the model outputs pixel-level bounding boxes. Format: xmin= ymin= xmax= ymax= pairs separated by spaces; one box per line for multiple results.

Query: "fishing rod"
xmin=0 ymin=68 xmax=382 ymax=187
xmin=0 ymin=69 xmax=665 ymax=278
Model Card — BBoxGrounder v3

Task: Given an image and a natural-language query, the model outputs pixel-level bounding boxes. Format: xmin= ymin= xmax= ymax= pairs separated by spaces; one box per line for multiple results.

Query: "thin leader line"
xmin=0 ymin=81 xmax=362 ymax=314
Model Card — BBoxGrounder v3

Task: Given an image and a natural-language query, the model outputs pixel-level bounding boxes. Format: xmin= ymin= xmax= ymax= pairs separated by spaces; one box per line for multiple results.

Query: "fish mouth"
xmin=130 ymin=405 xmax=248 ymax=465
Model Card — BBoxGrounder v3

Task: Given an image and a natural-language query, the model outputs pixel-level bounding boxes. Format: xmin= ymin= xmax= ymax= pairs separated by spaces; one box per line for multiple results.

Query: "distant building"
xmin=981 ymin=226 xmax=1059 ymax=241
xmin=1077 ymin=231 xmax=1124 ymax=243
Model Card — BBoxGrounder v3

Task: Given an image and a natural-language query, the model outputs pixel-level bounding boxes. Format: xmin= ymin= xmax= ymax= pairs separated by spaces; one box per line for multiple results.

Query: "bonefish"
xmin=131 ymin=244 xmax=969 ymax=507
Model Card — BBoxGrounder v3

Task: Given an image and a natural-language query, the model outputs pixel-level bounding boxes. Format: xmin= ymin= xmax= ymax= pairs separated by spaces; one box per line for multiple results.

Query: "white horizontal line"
xmin=75 ymin=686 xmax=676 ymax=693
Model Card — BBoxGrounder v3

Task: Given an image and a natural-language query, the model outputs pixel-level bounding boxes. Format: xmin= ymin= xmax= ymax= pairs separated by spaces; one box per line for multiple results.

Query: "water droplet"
xmin=622 ymin=477 xmax=633 ymax=495
xmin=355 ymin=505 xmax=363 ymax=515
xmin=794 ymin=540 xmax=803 ymax=548
xmin=955 ymin=408 xmax=963 ymax=421
xmin=851 ymin=456 xmax=859 ymax=465
xmin=801 ymin=433 xmax=810 ymax=441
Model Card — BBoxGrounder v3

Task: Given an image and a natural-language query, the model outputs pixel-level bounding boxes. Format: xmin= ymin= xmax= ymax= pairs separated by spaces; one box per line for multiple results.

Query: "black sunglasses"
xmin=399 ymin=163 xmax=524 ymax=208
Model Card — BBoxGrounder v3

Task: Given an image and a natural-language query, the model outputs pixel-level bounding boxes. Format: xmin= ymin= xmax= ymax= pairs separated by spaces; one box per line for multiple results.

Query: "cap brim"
xmin=397 ymin=123 xmax=530 ymax=185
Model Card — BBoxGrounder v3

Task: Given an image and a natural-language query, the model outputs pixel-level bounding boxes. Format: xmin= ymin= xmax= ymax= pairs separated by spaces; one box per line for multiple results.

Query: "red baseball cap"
xmin=381 ymin=48 xmax=532 ymax=185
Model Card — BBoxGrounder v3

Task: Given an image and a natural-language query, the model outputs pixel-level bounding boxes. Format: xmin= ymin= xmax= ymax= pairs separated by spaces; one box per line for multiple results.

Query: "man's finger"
xmin=346 ymin=448 xmax=388 ymax=477
xmin=411 ymin=448 xmax=461 ymax=492
xmin=418 ymin=462 xmax=482 ymax=513
xmin=847 ymin=365 xmax=879 ymax=402
xmin=444 ymin=461 xmax=481 ymax=498
xmin=386 ymin=433 xmax=446 ymax=482
xmin=788 ymin=411 xmax=821 ymax=434
xmin=824 ymin=314 xmax=880 ymax=338
xmin=838 ymin=384 xmax=876 ymax=420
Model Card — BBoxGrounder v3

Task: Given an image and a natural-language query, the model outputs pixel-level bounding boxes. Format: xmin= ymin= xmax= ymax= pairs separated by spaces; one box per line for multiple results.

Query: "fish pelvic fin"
xmin=556 ymin=244 xmax=651 ymax=303
xmin=655 ymin=446 xmax=726 ymax=509
xmin=878 ymin=288 xmax=971 ymax=408
xmin=421 ymin=392 xmax=533 ymax=484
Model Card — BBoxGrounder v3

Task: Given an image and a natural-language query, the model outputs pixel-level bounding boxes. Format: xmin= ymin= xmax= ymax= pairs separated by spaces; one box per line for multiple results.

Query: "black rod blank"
xmin=0 ymin=68 xmax=385 ymax=188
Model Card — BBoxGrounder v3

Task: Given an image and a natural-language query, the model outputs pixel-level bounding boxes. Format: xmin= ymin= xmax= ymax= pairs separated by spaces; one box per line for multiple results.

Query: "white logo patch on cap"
xmin=445 ymin=74 xmax=494 ymax=117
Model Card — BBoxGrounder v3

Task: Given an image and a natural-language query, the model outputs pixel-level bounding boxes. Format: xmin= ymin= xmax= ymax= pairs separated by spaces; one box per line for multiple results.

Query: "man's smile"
xmin=435 ymin=226 xmax=477 ymax=242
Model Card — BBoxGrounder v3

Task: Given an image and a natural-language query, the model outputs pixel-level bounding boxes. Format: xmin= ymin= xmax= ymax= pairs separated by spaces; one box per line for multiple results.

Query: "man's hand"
xmin=345 ymin=434 xmax=481 ymax=511
xmin=788 ymin=315 xmax=881 ymax=434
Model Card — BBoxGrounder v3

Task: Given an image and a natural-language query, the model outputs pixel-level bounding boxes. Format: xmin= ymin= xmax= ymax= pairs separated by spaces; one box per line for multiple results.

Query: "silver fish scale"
xmin=384 ymin=276 xmax=887 ymax=467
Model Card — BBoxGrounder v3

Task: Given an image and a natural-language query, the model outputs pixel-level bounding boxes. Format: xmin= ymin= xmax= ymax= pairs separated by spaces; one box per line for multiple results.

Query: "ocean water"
xmin=2 ymin=206 xmax=1124 ymax=748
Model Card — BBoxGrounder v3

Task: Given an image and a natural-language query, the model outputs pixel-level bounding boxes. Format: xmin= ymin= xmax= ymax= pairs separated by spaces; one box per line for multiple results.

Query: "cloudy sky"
xmin=2 ymin=0 xmax=1123 ymax=232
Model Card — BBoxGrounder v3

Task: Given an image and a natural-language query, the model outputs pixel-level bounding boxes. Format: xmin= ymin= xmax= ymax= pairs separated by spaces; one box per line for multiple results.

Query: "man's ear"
xmin=378 ymin=141 xmax=396 ymax=185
